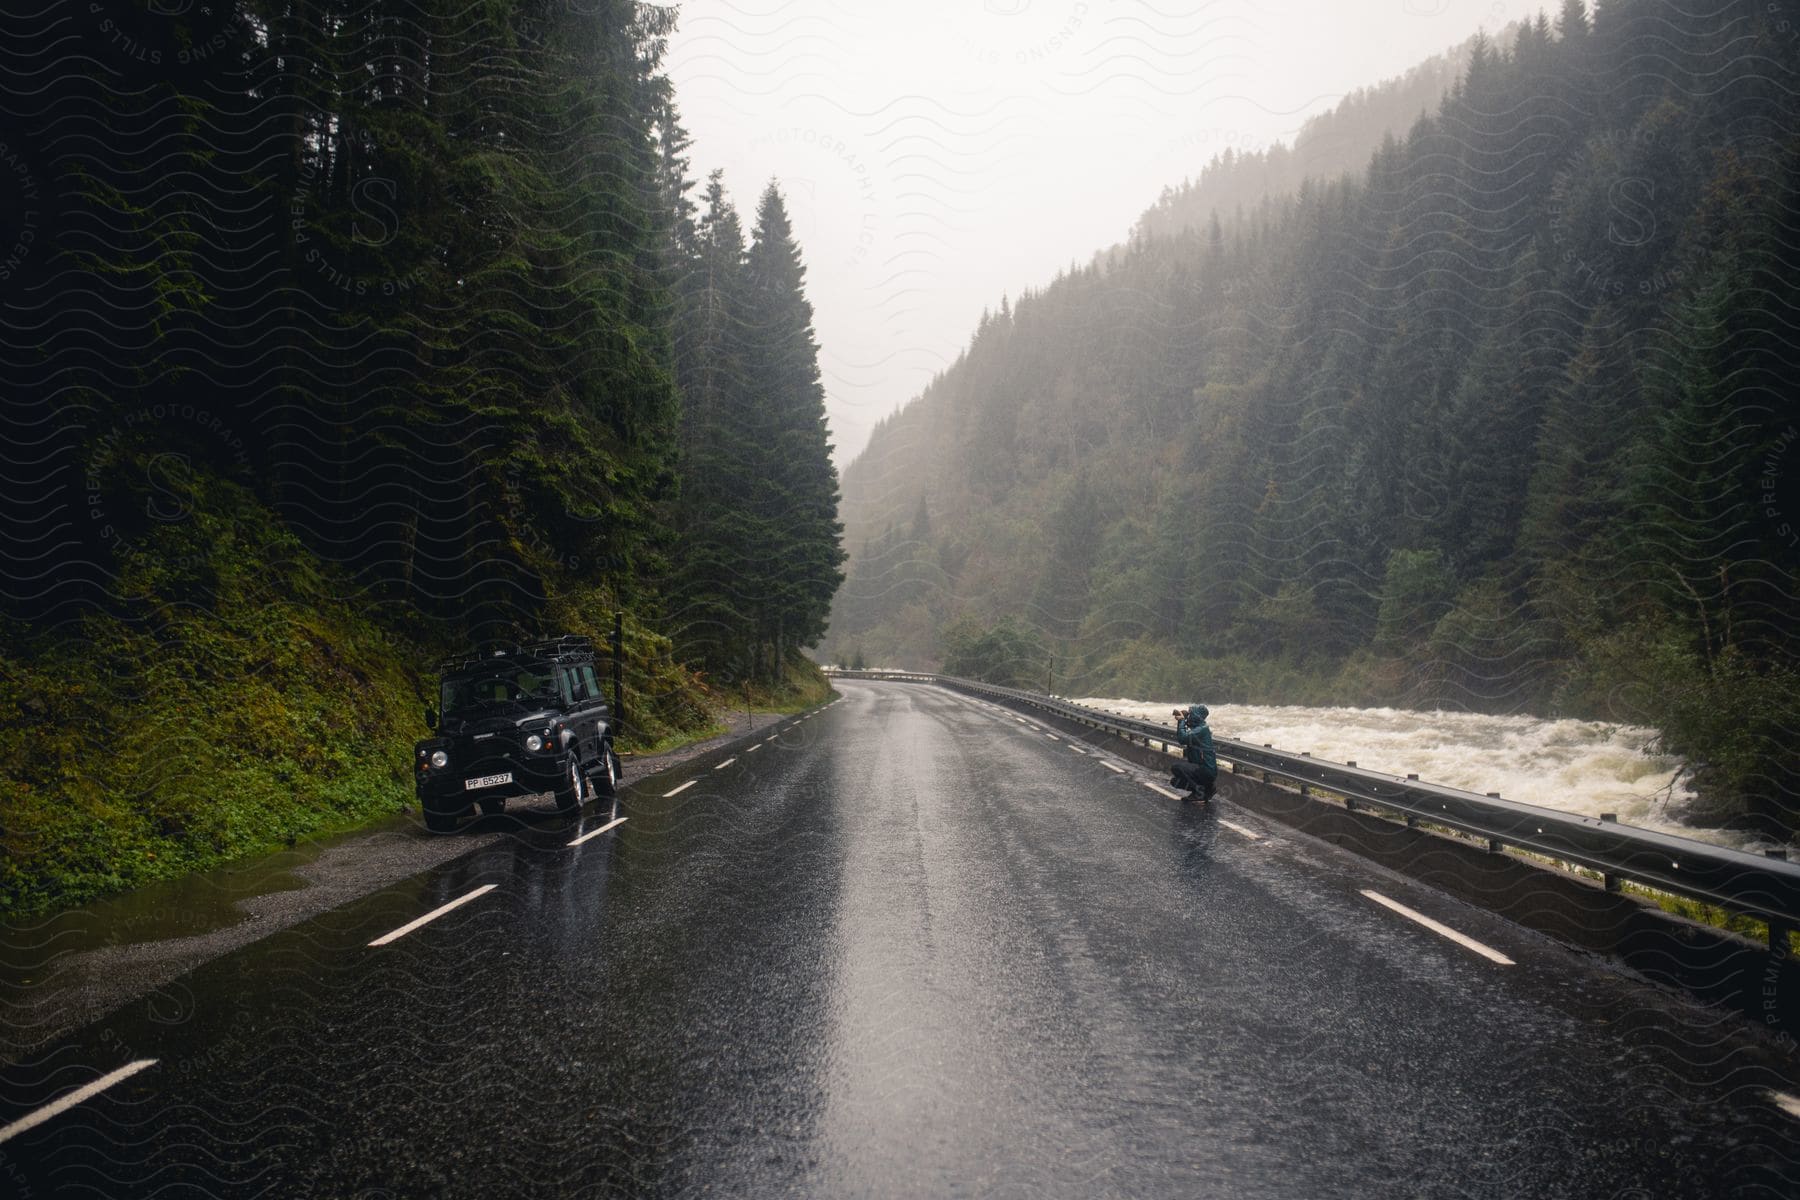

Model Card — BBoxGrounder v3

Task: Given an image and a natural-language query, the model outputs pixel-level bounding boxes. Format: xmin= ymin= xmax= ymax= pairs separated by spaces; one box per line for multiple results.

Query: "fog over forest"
xmin=822 ymin=0 xmax=1800 ymax=837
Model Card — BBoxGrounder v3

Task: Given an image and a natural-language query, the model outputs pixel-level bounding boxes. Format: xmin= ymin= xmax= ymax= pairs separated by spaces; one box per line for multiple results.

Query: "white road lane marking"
xmin=715 ymin=757 xmax=737 ymax=769
xmin=1046 ymin=733 xmax=1060 ymax=741
xmin=663 ymin=780 xmax=697 ymax=797
xmin=0 ymin=1059 xmax=158 ymax=1146
xmin=746 ymin=743 xmax=762 ymax=752
xmin=1218 ymin=819 xmax=1262 ymax=840
xmin=763 ymin=737 xmax=777 ymax=744
xmin=1360 ymin=889 xmax=1516 ymax=966
xmin=567 ymin=816 xmax=628 ymax=847
xmin=1101 ymin=761 xmax=1125 ymax=774
xmin=1144 ymin=782 xmax=1185 ymax=800
xmin=1769 ymin=1090 xmax=1800 ymax=1121
xmin=1069 ymin=746 xmax=1087 ymax=755
xmin=369 ymin=884 xmax=498 ymax=947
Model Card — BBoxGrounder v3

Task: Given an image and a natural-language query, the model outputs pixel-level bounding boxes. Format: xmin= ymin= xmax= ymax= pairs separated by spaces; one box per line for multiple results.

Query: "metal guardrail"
xmin=828 ymin=669 xmax=1800 ymax=945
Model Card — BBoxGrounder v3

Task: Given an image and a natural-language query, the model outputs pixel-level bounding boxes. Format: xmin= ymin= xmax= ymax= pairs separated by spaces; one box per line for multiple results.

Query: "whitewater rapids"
xmin=1076 ymin=698 xmax=1770 ymax=852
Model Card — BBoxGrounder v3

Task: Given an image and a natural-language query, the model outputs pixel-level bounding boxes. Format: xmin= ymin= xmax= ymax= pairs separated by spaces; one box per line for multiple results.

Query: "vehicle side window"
xmin=557 ymin=668 xmax=578 ymax=704
xmin=580 ymin=666 xmax=602 ymax=704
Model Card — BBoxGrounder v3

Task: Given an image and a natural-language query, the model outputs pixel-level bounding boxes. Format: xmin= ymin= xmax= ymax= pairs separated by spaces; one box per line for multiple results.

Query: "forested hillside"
xmin=828 ymin=0 xmax=1800 ymax=833
xmin=1129 ymin=28 xmax=1479 ymax=245
xmin=0 ymin=0 xmax=842 ymax=913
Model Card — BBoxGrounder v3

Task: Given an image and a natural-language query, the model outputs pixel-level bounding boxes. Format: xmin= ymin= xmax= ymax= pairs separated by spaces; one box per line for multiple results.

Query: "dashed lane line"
xmin=1101 ymin=761 xmax=1126 ymax=774
xmin=746 ymin=743 xmax=762 ymax=752
xmin=567 ymin=816 xmax=628 ymax=847
xmin=715 ymin=757 xmax=737 ymax=770
xmin=1769 ymin=1091 xmax=1800 ymax=1122
xmin=663 ymin=780 xmax=697 ymax=797
xmin=368 ymin=884 xmax=498 ymax=947
xmin=1139 ymin=778 xmax=1249 ymax=833
xmin=1360 ymin=889 xmax=1515 ymax=966
xmin=1046 ymin=733 xmax=1060 ymax=741
xmin=0 ymin=1059 xmax=159 ymax=1145
xmin=1069 ymin=746 xmax=1087 ymax=755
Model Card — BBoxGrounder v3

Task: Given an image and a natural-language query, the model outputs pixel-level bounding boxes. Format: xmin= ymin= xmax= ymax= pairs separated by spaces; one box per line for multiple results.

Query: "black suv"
xmin=414 ymin=636 xmax=622 ymax=832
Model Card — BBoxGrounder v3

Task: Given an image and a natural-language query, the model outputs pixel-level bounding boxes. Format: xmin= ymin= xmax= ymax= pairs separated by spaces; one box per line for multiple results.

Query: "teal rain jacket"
xmin=1177 ymin=704 xmax=1216 ymax=774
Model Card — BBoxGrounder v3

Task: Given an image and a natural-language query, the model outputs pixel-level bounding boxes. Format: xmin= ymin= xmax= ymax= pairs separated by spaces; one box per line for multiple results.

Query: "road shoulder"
xmin=0 ymin=705 xmax=815 ymax=1065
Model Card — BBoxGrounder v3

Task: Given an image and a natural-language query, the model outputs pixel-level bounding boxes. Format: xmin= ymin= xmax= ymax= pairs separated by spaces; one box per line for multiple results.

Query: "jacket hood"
xmin=1188 ymin=704 xmax=1209 ymax=721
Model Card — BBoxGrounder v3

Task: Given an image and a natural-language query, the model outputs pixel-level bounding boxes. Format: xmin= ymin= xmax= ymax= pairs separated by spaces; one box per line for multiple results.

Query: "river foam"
xmin=1075 ymin=697 xmax=1769 ymax=851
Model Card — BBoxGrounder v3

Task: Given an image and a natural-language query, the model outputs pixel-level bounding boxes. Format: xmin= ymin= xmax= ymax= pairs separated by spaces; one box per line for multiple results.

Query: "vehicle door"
xmin=578 ymin=664 xmax=610 ymax=751
xmin=560 ymin=665 xmax=601 ymax=766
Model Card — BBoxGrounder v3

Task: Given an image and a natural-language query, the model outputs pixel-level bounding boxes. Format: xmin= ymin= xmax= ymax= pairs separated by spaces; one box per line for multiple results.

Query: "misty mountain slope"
xmin=1127 ymin=25 xmax=1486 ymax=247
xmin=825 ymin=0 xmax=1800 ymax=831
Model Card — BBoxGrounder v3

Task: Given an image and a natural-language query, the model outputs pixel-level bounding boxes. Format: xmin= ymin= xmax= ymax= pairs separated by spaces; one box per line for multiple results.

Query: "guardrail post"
xmin=1768 ymin=851 xmax=1794 ymax=956
xmin=1600 ymin=813 xmax=1621 ymax=891
xmin=1404 ymin=775 xmax=1419 ymax=826
xmin=1483 ymin=793 xmax=1506 ymax=852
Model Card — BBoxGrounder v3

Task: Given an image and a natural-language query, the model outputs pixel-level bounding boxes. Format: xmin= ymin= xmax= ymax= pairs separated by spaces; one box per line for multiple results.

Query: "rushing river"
xmin=1075 ymin=697 xmax=1769 ymax=852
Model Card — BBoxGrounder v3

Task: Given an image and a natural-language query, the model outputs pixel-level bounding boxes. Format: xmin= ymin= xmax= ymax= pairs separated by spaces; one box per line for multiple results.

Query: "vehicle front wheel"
xmin=554 ymin=753 xmax=583 ymax=813
xmin=591 ymin=744 xmax=619 ymax=798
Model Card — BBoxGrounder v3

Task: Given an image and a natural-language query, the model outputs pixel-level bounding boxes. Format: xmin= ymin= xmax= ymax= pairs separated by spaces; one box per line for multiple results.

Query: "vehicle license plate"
xmin=464 ymin=772 xmax=512 ymax=790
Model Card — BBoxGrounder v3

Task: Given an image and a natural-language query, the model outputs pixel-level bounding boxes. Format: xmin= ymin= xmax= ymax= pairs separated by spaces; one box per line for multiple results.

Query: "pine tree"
xmin=670 ymin=173 xmax=760 ymax=674
xmin=743 ymin=182 xmax=847 ymax=671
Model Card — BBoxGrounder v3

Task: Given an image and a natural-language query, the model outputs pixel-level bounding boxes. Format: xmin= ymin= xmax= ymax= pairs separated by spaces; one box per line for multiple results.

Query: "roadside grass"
xmin=622 ymin=722 xmax=729 ymax=758
xmin=0 ymin=483 xmax=429 ymax=918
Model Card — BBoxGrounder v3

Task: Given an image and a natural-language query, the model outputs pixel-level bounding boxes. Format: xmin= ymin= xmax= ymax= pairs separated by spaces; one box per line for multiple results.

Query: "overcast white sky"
xmin=662 ymin=0 xmax=1549 ymax=467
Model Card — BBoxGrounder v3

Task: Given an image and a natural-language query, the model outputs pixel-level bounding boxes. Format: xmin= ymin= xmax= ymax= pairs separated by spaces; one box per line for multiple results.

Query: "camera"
xmin=1172 ymin=708 xmax=1185 ymax=720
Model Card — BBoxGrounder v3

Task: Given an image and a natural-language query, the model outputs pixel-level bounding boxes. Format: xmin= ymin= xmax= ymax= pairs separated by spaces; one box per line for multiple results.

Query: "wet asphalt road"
xmin=5 ymin=680 xmax=1800 ymax=1198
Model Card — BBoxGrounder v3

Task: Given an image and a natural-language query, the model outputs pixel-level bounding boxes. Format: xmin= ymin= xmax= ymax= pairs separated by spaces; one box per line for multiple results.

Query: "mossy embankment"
xmin=0 ymin=473 xmax=825 ymax=919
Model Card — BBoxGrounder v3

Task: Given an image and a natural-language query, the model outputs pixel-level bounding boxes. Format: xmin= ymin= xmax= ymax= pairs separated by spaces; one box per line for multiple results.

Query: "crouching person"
xmin=1171 ymin=703 xmax=1217 ymax=801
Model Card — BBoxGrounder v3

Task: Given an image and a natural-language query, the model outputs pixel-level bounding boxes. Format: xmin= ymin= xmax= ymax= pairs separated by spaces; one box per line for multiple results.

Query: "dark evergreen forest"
xmin=0 ymin=0 xmax=843 ymax=912
xmin=828 ymin=0 xmax=1800 ymax=833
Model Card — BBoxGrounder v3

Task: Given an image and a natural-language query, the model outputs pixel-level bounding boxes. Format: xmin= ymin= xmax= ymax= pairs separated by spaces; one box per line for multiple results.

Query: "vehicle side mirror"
xmin=424 ymin=706 xmax=438 ymax=730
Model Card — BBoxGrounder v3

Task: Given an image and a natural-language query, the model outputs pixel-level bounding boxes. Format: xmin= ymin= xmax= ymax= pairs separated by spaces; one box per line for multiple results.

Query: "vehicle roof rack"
xmin=437 ymin=634 xmax=598 ymax=674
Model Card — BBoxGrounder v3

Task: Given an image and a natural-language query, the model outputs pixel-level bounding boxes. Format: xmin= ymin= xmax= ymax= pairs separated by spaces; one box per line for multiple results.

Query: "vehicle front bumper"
xmin=414 ymin=754 xmax=566 ymax=812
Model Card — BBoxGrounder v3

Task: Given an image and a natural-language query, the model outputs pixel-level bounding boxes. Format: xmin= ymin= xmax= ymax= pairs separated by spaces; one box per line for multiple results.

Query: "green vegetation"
xmin=942 ymin=618 xmax=1048 ymax=689
xmin=827 ymin=0 xmax=1800 ymax=835
xmin=0 ymin=475 xmax=423 ymax=913
xmin=0 ymin=2 xmax=843 ymax=915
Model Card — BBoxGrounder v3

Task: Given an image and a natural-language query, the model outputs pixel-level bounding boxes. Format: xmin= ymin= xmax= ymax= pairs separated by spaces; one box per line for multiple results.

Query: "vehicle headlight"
xmin=430 ymin=750 xmax=449 ymax=769
xmin=525 ymin=734 xmax=543 ymax=752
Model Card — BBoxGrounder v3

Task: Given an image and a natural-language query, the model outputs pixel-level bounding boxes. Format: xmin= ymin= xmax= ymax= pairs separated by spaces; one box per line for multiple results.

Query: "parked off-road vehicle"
xmin=414 ymin=636 xmax=622 ymax=832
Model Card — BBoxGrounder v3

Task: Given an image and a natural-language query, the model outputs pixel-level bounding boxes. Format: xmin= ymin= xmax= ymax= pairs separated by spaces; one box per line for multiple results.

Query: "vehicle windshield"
xmin=440 ymin=663 xmax=559 ymax=718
